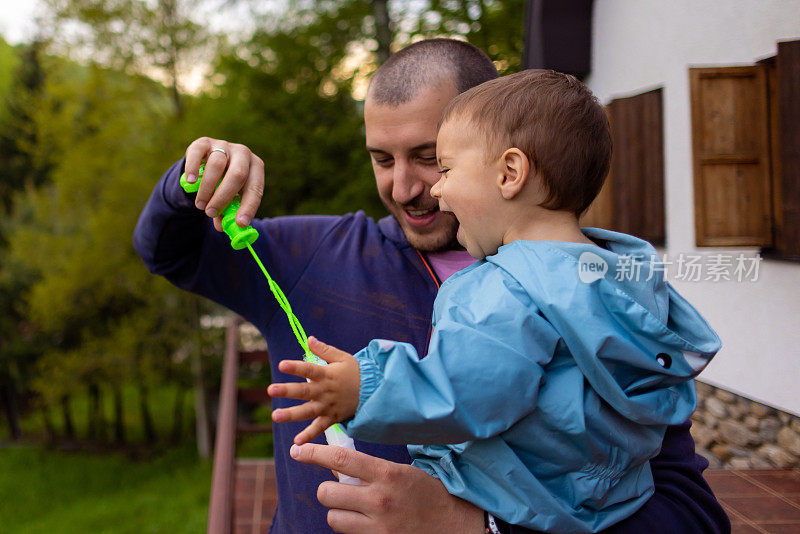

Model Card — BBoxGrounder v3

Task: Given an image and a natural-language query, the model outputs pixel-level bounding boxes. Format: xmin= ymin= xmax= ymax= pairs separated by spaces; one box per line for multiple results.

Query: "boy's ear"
xmin=498 ymin=148 xmax=531 ymax=200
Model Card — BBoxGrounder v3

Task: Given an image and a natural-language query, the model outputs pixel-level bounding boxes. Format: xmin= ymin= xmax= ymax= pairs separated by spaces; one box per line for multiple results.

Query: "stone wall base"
xmin=691 ymin=382 xmax=800 ymax=469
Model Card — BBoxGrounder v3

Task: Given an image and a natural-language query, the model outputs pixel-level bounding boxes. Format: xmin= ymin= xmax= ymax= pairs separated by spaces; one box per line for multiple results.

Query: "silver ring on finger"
xmin=210 ymin=147 xmax=228 ymax=159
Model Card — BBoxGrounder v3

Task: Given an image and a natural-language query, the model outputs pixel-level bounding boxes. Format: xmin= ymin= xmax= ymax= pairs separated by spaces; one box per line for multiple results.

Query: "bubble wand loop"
xmin=181 ymin=164 xmax=360 ymax=485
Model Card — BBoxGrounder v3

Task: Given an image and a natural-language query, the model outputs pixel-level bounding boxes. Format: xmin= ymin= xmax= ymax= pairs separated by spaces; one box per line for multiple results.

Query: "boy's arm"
xmin=279 ymin=331 xmax=728 ymax=533
xmin=347 ymin=272 xmax=559 ymax=445
xmin=133 ymin=157 xmax=344 ymax=327
xmin=268 ymin=270 xmax=557 ymax=446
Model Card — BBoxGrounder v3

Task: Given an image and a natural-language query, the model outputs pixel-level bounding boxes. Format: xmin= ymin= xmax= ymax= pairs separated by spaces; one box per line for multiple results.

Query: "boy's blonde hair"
xmin=439 ymin=69 xmax=612 ymax=216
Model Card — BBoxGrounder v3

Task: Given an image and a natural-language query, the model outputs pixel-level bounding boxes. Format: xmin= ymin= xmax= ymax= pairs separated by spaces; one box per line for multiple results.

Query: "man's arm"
xmin=133 ymin=138 xmax=345 ymax=327
xmin=292 ymin=425 xmax=729 ymax=534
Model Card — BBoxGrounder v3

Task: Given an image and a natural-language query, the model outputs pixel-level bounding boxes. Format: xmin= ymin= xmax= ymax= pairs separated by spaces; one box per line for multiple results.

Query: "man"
xmin=135 ymin=39 xmax=729 ymax=533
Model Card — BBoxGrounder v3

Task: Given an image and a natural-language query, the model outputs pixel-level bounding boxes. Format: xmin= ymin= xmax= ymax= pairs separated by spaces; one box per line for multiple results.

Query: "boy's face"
xmin=432 ymin=117 xmax=504 ymax=259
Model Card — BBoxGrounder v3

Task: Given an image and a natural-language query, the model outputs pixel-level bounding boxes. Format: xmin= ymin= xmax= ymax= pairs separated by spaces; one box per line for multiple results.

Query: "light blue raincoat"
xmin=345 ymin=229 xmax=721 ymax=532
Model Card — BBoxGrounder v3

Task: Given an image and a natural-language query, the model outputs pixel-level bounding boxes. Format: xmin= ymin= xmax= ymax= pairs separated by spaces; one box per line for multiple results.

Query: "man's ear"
xmin=498 ymin=148 xmax=531 ymax=200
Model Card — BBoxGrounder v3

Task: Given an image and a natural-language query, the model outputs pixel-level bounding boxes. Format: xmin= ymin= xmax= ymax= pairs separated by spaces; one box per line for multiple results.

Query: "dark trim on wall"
xmin=523 ymin=0 xmax=594 ymax=79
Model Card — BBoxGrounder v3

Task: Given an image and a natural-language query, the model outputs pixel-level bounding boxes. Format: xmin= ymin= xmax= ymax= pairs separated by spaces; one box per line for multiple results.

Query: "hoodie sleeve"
xmin=345 ymin=265 xmax=559 ymax=445
xmin=133 ymin=158 xmax=344 ymax=328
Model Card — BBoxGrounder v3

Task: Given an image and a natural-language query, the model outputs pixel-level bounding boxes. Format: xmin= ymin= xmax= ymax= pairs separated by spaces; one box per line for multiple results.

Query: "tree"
xmin=0 ymin=39 xmax=52 ymax=440
xmin=403 ymin=0 xmax=525 ymax=74
xmin=42 ymin=0 xmax=211 ymax=117
xmin=1 ymin=0 xmax=218 ymax=447
xmin=5 ymin=55 xmax=199 ymax=444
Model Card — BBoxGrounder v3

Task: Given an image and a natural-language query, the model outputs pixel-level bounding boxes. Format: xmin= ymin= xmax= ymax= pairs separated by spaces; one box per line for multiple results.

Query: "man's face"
xmin=365 ymin=83 xmax=460 ymax=252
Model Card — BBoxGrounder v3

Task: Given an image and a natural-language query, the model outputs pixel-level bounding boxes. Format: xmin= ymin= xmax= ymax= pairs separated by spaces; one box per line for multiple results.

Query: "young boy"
xmin=267 ymin=70 xmax=721 ymax=532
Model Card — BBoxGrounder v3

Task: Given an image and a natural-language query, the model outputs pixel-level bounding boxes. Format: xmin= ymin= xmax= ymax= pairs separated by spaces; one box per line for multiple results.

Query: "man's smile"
xmin=401 ymin=206 xmax=439 ymax=227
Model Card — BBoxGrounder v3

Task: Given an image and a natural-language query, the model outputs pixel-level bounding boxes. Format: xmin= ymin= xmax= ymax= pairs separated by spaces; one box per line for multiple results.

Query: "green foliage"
xmin=2 ymin=49 xmax=205 ymax=439
xmin=407 ymin=0 xmax=526 ymax=75
xmin=11 ymin=383 xmax=198 ymax=443
xmin=42 ymin=0 xmax=211 ymax=116
xmin=0 ymin=36 xmax=20 ymax=119
xmin=0 ymin=41 xmax=49 ymax=211
xmin=0 ymin=41 xmax=54 ymax=434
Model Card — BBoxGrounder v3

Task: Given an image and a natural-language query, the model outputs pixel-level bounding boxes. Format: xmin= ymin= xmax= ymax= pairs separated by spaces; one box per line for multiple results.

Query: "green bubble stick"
xmin=180 ymin=164 xmax=360 ymax=484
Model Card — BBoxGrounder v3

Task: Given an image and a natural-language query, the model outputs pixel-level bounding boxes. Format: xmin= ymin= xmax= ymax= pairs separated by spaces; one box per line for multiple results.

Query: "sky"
xmin=0 ymin=0 xmax=388 ymax=95
xmin=0 ymin=0 xmax=41 ymax=44
xmin=0 ymin=0 xmax=261 ymax=93
xmin=0 ymin=0 xmax=268 ymax=45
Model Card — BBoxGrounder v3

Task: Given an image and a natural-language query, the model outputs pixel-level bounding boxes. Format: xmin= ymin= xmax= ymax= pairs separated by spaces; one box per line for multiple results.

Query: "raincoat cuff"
xmin=354 ymin=350 xmax=383 ymax=412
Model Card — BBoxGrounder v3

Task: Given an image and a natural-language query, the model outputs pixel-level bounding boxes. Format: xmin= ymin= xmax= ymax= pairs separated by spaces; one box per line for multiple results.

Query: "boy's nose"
xmin=430 ymin=177 xmax=442 ymax=199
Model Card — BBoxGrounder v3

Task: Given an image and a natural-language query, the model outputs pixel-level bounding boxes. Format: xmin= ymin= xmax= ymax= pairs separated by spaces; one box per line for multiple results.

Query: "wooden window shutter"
xmin=580 ymin=108 xmax=615 ymax=230
xmin=773 ymin=40 xmax=800 ymax=259
xmin=580 ymin=170 xmax=615 ymax=229
xmin=690 ymin=66 xmax=773 ymax=247
xmin=581 ymin=88 xmax=665 ymax=246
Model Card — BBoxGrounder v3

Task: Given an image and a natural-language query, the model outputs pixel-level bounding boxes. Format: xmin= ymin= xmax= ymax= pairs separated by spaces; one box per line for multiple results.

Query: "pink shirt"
xmin=426 ymin=249 xmax=476 ymax=283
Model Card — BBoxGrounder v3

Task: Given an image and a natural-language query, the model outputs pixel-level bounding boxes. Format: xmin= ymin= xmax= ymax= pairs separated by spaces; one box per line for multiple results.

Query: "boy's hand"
xmin=268 ymin=337 xmax=361 ymax=445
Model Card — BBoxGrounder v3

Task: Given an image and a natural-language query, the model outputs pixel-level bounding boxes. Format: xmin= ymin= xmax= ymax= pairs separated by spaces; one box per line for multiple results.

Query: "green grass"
xmin=0 ymin=371 xmax=276 ymax=532
xmin=0 ymin=444 xmax=211 ymax=533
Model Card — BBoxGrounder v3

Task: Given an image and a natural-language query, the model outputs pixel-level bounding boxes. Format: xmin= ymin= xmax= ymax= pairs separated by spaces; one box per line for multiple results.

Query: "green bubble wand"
xmin=181 ymin=164 xmax=360 ymax=485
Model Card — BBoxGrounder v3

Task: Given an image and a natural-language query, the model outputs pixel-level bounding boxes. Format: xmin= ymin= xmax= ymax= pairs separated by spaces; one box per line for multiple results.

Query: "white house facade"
xmin=583 ymin=0 xmax=800 ymax=417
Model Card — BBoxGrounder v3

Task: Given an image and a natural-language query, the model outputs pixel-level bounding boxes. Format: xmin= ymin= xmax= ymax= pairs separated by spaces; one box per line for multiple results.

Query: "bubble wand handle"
xmin=180 ymin=164 xmax=259 ymax=250
xmin=179 ymin=165 xmax=360 ymax=484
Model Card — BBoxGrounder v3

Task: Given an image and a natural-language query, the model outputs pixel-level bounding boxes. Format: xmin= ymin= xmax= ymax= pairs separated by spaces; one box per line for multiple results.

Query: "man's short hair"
xmin=368 ymin=38 xmax=498 ymax=105
xmin=440 ymin=69 xmax=612 ymax=217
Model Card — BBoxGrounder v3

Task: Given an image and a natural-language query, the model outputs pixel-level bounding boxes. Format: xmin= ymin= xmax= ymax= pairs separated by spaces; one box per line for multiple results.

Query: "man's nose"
xmin=392 ymin=160 xmax=425 ymax=204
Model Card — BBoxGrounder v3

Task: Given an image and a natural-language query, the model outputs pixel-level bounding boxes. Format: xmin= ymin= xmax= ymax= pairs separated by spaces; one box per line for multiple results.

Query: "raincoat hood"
xmin=487 ymin=227 xmax=722 ymax=425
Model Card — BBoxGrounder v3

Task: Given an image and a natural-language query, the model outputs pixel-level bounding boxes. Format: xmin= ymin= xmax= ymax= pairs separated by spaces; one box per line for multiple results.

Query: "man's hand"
xmin=183 ymin=137 xmax=265 ymax=232
xmin=290 ymin=442 xmax=484 ymax=534
xmin=268 ymin=337 xmax=361 ymax=445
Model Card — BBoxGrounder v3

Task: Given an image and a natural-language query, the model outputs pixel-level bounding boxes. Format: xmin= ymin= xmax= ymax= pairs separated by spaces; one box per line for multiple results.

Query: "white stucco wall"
xmin=585 ymin=0 xmax=800 ymax=415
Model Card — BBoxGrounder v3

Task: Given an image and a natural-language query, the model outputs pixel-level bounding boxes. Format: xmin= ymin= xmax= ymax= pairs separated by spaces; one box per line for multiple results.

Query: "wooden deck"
xmin=705 ymin=469 xmax=800 ymax=533
xmin=232 ymin=459 xmax=277 ymax=534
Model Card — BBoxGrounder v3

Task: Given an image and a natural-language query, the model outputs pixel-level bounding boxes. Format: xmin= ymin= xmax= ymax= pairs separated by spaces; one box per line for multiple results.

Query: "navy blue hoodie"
xmin=134 ymin=159 xmax=730 ymax=534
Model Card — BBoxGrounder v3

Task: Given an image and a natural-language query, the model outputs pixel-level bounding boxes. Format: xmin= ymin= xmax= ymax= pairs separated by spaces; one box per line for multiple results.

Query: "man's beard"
xmin=399 ymin=211 xmax=461 ymax=252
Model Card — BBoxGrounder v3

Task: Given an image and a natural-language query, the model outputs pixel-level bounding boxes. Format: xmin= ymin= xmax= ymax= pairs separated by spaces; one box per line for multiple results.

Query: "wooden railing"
xmin=207 ymin=316 xmax=272 ymax=534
